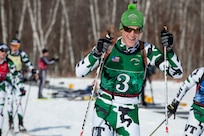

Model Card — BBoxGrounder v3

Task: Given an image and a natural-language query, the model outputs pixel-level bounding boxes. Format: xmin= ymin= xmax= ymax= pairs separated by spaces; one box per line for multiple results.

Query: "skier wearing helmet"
xmin=0 ymin=43 xmax=16 ymax=136
xmin=6 ymin=38 xmax=37 ymax=132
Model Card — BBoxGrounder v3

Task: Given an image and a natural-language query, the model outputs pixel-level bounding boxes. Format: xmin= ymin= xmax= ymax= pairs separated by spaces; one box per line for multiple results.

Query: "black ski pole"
xmin=149 ymin=113 xmax=173 ymax=136
xmin=162 ymin=26 xmax=169 ymax=134
xmin=23 ymin=75 xmax=35 ymax=116
xmin=80 ymin=32 xmax=113 ymax=136
xmin=80 ymin=54 xmax=105 ymax=136
xmin=149 ymin=79 xmax=154 ymax=104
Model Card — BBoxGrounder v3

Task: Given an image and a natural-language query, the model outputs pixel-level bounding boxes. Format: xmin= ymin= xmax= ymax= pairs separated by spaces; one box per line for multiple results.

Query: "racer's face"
xmin=10 ymin=44 xmax=20 ymax=52
xmin=121 ymin=25 xmax=143 ymax=47
xmin=0 ymin=49 xmax=8 ymax=60
xmin=43 ymin=52 xmax=49 ymax=57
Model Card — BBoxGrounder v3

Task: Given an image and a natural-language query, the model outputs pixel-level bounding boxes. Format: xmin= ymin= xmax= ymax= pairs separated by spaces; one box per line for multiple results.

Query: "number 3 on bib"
xmin=116 ymin=74 xmax=130 ymax=92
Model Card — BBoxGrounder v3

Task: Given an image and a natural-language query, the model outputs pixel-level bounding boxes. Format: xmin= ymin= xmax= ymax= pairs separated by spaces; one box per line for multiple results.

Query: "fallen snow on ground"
xmin=3 ymin=77 xmax=195 ymax=136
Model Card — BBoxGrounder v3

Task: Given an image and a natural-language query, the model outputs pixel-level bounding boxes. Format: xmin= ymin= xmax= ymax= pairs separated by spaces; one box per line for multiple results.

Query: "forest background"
xmin=0 ymin=0 xmax=203 ymax=79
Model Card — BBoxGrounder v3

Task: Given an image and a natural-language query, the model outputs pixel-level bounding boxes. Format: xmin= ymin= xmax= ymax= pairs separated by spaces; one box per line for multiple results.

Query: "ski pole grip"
xmin=161 ymin=26 xmax=168 ymax=33
xmin=164 ymin=26 xmax=168 ymax=31
xmin=105 ymin=31 xmax=114 ymax=43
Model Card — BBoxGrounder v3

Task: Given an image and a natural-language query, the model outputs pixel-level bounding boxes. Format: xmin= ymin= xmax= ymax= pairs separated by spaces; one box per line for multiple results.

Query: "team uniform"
xmin=76 ymin=37 xmax=183 ymax=136
xmin=172 ymin=67 xmax=204 ymax=135
xmin=0 ymin=44 xmax=16 ymax=135
xmin=7 ymin=49 xmax=34 ymax=131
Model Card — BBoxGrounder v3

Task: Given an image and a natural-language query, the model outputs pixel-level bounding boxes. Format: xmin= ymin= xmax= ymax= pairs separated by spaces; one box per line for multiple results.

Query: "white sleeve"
xmin=75 ymin=53 xmax=99 ymax=77
xmin=144 ymin=42 xmax=183 ymax=79
xmin=175 ymin=67 xmax=204 ymax=102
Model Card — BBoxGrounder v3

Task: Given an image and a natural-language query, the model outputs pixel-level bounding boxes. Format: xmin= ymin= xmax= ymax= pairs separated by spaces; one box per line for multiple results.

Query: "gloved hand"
xmin=54 ymin=57 xmax=59 ymax=62
xmin=92 ymin=38 xmax=112 ymax=58
xmin=31 ymin=69 xmax=37 ymax=75
xmin=30 ymin=74 xmax=38 ymax=81
xmin=20 ymin=88 xmax=26 ymax=96
xmin=22 ymin=77 xmax=28 ymax=83
xmin=50 ymin=58 xmax=55 ymax=61
xmin=167 ymin=99 xmax=179 ymax=117
xmin=160 ymin=28 xmax=173 ymax=50
xmin=50 ymin=57 xmax=59 ymax=61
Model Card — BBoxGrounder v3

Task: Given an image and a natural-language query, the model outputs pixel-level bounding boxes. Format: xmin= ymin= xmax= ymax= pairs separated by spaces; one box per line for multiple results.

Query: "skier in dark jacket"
xmin=38 ymin=48 xmax=58 ymax=98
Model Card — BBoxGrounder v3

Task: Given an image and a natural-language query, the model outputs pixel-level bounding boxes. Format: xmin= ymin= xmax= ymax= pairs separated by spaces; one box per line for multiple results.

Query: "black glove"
xmin=50 ymin=57 xmax=59 ymax=61
xmin=167 ymin=99 xmax=179 ymax=118
xmin=20 ymin=88 xmax=26 ymax=96
xmin=92 ymin=38 xmax=112 ymax=58
xmin=54 ymin=57 xmax=59 ymax=62
xmin=30 ymin=74 xmax=38 ymax=81
xmin=50 ymin=58 xmax=55 ymax=61
xmin=22 ymin=77 xmax=28 ymax=83
xmin=31 ymin=69 xmax=37 ymax=74
xmin=160 ymin=28 xmax=173 ymax=50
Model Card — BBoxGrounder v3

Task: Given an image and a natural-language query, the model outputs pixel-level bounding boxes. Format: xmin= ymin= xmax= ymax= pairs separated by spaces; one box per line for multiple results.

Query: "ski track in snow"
xmin=2 ymin=78 xmax=195 ymax=136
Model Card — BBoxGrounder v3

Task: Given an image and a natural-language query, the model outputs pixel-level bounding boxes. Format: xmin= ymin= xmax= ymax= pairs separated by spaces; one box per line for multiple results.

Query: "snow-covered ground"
xmin=2 ymin=77 xmax=195 ymax=136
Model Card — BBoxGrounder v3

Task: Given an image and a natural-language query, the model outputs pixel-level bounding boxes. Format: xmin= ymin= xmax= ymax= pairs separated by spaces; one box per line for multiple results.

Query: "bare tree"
xmin=179 ymin=0 xmax=190 ymax=51
xmin=200 ymin=1 xmax=204 ymax=66
xmin=0 ymin=0 xmax=7 ymax=43
xmin=27 ymin=0 xmax=41 ymax=53
xmin=61 ymin=0 xmax=75 ymax=71
xmin=18 ymin=0 xmax=27 ymax=39
xmin=89 ymin=0 xmax=100 ymax=41
xmin=139 ymin=0 xmax=151 ymax=40
xmin=111 ymin=0 xmax=117 ymax=25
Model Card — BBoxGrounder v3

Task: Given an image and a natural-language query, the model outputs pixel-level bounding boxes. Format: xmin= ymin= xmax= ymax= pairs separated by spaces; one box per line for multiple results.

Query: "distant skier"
xmin=38 ymin=48 xmax=58 ymax=98
xmin=0 ymin=43 xmax=16 ymax=136
xmin=168 ymin=67 xmax=204 ymax=136
xmin=6 ymin=38 xmax=37 ymax=132
xmin=76 ymin=3 xmax=183 ymax=136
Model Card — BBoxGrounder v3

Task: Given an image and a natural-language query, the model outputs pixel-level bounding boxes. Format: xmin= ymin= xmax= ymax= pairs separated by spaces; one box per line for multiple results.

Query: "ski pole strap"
xmin=139 ymin=40 xmax=148 ymax=83
xmin=139 ymin=40 xmax=147 ymax=68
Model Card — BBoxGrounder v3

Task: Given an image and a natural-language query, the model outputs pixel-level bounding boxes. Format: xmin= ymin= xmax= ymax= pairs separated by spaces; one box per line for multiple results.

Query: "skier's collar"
xmin=120 ymin=39 xmax=140 ymax=54
xmin=11 ymin=50 xmax=20 ymax=55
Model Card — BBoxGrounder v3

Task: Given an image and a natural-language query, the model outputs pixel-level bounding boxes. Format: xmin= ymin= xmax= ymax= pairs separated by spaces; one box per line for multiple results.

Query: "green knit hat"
xmin=119 ymin=4 xmax=144 ymax=30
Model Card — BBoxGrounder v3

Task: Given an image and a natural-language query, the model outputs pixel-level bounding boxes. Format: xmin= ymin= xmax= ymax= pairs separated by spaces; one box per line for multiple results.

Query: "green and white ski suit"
xmin=7 ymin=50 xmax=34 ymax=126
xmin=173 ymin=67 xmax=204 ymax=136
xmin=0 ymin=58 xmax=15 ymax=130
xmin=76 ymin=38 xmax=183 ymax=136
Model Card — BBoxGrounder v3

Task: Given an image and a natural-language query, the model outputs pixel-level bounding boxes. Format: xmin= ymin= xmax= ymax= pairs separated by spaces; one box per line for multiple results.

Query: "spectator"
xmin=38 ymin=48 xmax=58 ymax=98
